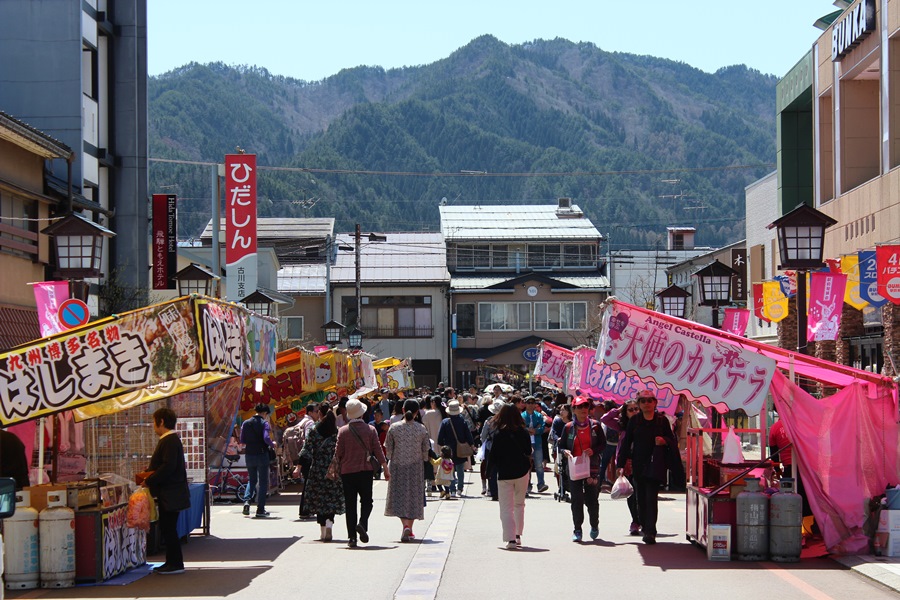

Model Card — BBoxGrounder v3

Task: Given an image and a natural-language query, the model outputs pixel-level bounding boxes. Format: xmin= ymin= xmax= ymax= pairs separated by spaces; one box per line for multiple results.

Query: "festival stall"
xmin=0 ymin=295 xmax=277 ymax=581
xmin=594 ymin=298 xmax=898 ymax=555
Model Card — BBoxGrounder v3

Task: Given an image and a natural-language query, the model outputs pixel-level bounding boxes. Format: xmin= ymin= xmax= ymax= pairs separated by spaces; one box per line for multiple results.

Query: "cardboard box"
xmin=23 ymin=483 xmax=67 ymax=512
xmin=886 ymin=531 xmax=900 ymax=557
xmin=708 ymin=524 xmax=731 ymax=561
xmin=877 ymin=510 xmax=900 ymax=533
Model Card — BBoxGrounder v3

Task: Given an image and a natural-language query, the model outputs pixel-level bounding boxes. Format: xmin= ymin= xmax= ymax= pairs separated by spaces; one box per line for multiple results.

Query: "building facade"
xmin=0 ymin=0 xmax=149 ymax=292
xmin=441 ymin=201 xmax=609 ymax=390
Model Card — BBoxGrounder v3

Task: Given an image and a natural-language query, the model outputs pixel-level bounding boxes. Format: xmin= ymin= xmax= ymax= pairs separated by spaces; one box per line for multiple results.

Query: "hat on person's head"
xmin=488 ymin=400 xmax=505 ymax=415
xmin=636 ymin=389 xmax=657 ymax=401
xmin=446 ymin=400 xmax=462 ymax=415
xmin=346 ymin=399 xmax=367 ymax=420
xmin=572 ymin=397 xmax=590 ymax=408
xmin=255 ymin=403 xmax=271 ymax=414
xmin=481 ymin=394 xmax=494 ymax=404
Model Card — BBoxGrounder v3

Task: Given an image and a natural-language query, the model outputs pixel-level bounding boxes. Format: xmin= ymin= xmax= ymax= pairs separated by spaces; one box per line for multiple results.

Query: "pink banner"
xmin=570 ymin=348 xmax=678 ymax=414
xmin=807 ymin=271 xmax=847 ymax=342
xmin=876 ymin=244 xmax=900 ymax=304
xmin=32 ymin=281 xmax=68 ymax=337
xmin=722 ymin=308 xmax=750 ymax=336
xmin=533 ymin=340 xmax=572 ymax=390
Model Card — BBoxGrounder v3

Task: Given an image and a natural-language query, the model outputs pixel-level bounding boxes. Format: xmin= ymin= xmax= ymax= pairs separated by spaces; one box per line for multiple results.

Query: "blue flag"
xmin=858 ymin=250 xmax=887 ymax=307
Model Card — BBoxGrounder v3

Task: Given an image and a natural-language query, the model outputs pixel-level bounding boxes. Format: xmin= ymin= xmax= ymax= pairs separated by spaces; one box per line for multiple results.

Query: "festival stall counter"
xmin=594 ymin=299 xmax=899 ymax=556
xmin=0 ymin=295 xmax=278 ymax=578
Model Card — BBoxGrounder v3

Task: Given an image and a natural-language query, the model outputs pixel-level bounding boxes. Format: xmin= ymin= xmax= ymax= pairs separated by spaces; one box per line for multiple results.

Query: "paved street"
xmin=6 ymin=473 xmax=900 ymax=600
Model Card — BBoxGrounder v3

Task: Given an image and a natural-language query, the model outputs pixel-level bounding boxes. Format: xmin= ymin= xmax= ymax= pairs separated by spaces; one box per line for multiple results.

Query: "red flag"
xmin=876 ymin=244 xmax=900 ymax=305
xmin=807 ymin=272 xmax=847 ymax=341
xmin=722 ymin=308 xmax=750 ymax=336
xmin=752 ymin=283 xmax=770 ymax=322
xmin=32 ymin=281 xmax=69 ymax=337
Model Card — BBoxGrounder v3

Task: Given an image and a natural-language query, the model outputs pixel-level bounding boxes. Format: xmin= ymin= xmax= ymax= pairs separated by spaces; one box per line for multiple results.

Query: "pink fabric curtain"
xmin=771 ymin=370 xmax=900 ymax=554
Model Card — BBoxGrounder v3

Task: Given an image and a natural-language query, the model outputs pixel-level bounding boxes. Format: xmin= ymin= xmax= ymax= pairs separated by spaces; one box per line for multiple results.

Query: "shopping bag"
xmin=610 ymin=475 xmax=634 ymax=500
xmin=721 ymin=426 xmax=745 ymax=464
xmin=126 ymin=488 xmax=153 ymax=531
xmin=567 ymin=453 xmax=590 ymax=481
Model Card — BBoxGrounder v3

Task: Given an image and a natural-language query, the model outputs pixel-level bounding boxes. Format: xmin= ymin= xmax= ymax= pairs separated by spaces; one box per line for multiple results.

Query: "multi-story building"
xmin=0 ymin=112 xmax=72 ymax=350
xmin=666 ymin=240 xmax=748 ymax=329
xmin=0 ymin=0 xmax=148 ymax=292
xmin=441 ymin=201 xmax=609 ymax=390
xmin=776 ymin=0 xmax=900 ymax=374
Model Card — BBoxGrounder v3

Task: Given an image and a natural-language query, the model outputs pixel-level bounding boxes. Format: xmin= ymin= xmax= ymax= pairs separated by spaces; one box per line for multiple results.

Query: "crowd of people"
xmin=277 ymin=382 xmax=683 ymax=550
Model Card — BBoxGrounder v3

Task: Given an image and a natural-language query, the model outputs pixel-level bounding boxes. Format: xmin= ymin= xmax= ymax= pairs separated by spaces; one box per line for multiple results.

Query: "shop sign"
xmin=224 ymin=154 xmax=257 ymax=301
xmin=151 ymin=194 xmax=177 ymax=290
xmin=522 ymin=347 xmax=539 ymax=362
xmin=832 ymin=0 xmax=875 ymax=61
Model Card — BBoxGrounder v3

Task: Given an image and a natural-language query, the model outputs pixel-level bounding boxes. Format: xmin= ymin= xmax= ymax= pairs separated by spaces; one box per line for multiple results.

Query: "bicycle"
xmin=210 ymin=454 xmax=256 ymax=503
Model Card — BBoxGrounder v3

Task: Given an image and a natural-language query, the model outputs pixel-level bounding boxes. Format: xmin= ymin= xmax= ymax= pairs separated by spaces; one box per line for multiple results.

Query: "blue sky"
xmin=149 ymin=1 xmax=827 ymax=81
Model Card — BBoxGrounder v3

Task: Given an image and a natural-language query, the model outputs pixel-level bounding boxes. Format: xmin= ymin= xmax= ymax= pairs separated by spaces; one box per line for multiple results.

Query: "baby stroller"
xmin=553 ymin=450 xmax=571 ymax=502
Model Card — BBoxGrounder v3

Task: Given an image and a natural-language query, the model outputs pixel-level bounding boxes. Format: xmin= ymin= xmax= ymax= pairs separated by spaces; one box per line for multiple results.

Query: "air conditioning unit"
xmin=557 ymin=197 xmax=572 ymax=209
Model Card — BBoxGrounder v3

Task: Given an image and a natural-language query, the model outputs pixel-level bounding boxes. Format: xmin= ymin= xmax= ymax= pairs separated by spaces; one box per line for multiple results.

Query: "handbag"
xmin=350 ymin=424 xmax=381 ymax=470
xmin=325 ymin=453 xmax=341 ymax=481
xmin=567 ymin=453 xmax=591 ymax=481
xmin=449 ymin=420 xmax=474 ymax=458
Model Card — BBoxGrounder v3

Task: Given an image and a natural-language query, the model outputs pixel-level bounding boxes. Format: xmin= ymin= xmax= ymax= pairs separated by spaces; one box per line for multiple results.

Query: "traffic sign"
xmin=58 ymin=298 xmax=90 ymax=330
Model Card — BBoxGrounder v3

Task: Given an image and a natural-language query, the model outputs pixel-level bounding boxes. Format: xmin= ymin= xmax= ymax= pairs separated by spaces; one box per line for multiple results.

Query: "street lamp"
xmin=655 ymin=284 xmax=691 ymax=318
xmin=41 ymin=212 xmax=116 ymax=301
xmin=174 ymin=263 xmax=219 ymax=297
xmin=693 ymin=260 xmax=738 ymax=329
xmin=241 ymin=290 xmax=276 ymax=317
xmin=347 ymin=327 xmax=364 ymax=350
xmin=322 ymin=319 xmax=345 ymax=347
xmin=767 ymin=203 xmax=837 ymax=354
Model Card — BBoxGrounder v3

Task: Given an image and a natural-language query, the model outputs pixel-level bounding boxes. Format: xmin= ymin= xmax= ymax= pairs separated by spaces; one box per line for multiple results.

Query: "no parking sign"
xmin=57 ymin=298 xmax=90 ymax=330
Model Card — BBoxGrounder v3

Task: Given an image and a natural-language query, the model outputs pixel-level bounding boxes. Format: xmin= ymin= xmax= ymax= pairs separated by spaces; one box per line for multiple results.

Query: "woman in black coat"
xmin=488 ymin=403 xmax=533 ymax=550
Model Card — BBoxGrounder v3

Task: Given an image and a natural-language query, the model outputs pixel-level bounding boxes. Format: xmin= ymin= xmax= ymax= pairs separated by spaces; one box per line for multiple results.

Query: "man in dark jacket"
xmin=144 ymin=408 xmax=190 ymax=575
xmin=241 ymin=403 xmax=277 ymax=517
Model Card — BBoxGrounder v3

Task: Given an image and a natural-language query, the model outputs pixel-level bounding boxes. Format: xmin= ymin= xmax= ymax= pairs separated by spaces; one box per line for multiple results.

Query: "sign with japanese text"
xmin=32 ymin=281 xmax=68 ymax=337
xmin=570 ymin=348 xmax=678 ymax=414
xmin=722 ymin=308 xmax=750 ymax=337
xmin=224 ymin=154 xmax=257 ymax=301
xmin=151 ymin=194 xmax=177 ymax=290
xmin=808 ymin=272 xmax=846 ymax=341
xmin=859 ymin=250 xmax=887 ymax=307
xmin=379 ymin=359 xmax=413 ymax=392
xmin=0 ymin=296 xmax=277 ymax=426
xmin=595 ymin=300 xmax=776 ymax=415
xmin=731 ymin=249 xmax=747 ymax=301
xmin=240 ymin=348 xmax=318 ymax=426
xmin=751 ymin=283 xmax=770 ymax=323
xmin=533 ymin=340 xmax=572 ymax=391
xmin=876 ymin=244 xmax=900 ymax=304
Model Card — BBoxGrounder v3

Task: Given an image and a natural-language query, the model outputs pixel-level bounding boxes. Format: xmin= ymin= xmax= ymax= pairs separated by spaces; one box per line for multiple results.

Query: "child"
xmin=430 ymin=446 xmax=455 ymax=499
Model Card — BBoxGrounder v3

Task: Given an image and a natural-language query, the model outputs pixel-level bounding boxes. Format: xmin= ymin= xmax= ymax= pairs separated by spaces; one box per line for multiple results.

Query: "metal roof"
xmin=450 ymin=274 xmax=609 ymax=290
xmin=278 ymin=264 xmax=326 ymax=294
xmin=0 ymin=110 xmax=72 ymax=159
xmin=331 ymin=232 xmax=449 ymax=284
xmin=200 ymin=218 xmax=334 ymax=240
xmin=440 ymin=205 xmax=602 ymax=241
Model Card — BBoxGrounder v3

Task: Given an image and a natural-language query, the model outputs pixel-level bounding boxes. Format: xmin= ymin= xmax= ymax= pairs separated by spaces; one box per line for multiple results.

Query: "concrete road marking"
xmin=394 ymin=500 xmax=464 ymax=600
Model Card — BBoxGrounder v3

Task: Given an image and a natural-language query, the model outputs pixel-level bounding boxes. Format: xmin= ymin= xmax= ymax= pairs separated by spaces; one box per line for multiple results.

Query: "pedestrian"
xmin=334 ymin=399 xmax=390 ymax=548
xmin=521 ymin=397 xmax=549 ymax=493
xmin=479 ymin=400 xmax=504 ymax=500
xmin=602 ymin=399 xmax=642 ymax=535
xmin=298 ymin=405 xmax=344 ymax=541
xmin=431 ymin=446 xmax=455 ymax=499
xmin=240 ymin=403 xmax=277 ymax=517
xmin=616 ymin=390 xmax=677 ymax=544
xmin=385 ymin=399 xmax=431 ymax=542
xmin=488 ymin=403 xmax=532 ymax=550
xmin=0 ymin=429 xmax=30 ymax=490
xmin=144 ymin=408 xmax=190 ymax=575
xmin=559 ymin=397 xmax=605 ymax=542
xmin=437 ymin=400 xmax=475 ymax=498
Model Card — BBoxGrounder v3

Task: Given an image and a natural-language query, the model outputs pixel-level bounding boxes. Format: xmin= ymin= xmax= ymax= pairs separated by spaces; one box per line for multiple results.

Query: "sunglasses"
xmin=626 ymin=407 xmax=641 ymax=413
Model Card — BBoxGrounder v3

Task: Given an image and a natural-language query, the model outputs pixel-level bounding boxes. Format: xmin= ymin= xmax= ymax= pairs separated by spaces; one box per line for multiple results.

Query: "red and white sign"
xmin=224 ymin=154 xmax=258 ymax=301
xmin=533 ymin=340 xmax=572 ymax=391
xmin=751 ymin=283 xmax=770 ymax=323
xmin=33 ymin=281 xmax=69 ymax=337
xmin=722 ymin=308 xmax=750 ymax=337
xmin=876 ymin=244 xmax=900 ymax=305
xmin=57 ymin=298 xmax=90 ymax=330
xmin=152 ymin=194 xmax=177 ymax=290
xmin=807 ymin=271 xmax=847 ymax=341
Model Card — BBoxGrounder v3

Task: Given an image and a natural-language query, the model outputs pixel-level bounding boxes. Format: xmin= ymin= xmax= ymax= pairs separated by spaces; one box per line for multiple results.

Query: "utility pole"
xmin=355 ymin=224 xmax=362 ymax=329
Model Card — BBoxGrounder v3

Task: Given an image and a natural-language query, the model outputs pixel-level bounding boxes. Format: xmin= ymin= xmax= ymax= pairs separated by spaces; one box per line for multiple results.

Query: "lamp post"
xmin=655 ymin=284 xmax=691 ymax=318
xmin=693 ymin=260 xmax=738 ymax=329
xmin=767 ymin=204 xmax=837 ymax=355
xmin=41 ymin=212 xmax=116 ymax=301
xmin=241 ymin=290 xmax=276 ymax=317
xmin=174 ymin=263 xmax=219 ymax=297
xmin=347 ymin=327 xmax=364 ymax=350
xmin=323 ymin=319 xmax=345 ymax=348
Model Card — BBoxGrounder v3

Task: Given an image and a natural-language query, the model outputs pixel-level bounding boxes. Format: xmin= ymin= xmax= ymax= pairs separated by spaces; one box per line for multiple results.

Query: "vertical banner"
xmin=876 ymin=244 xmax=900 ymax=305
xmin=32 ymin=281 xmax=69 ymax=336
xmin=858 ymin=250 xmax=887 ymax=307
xmin=151 ymin=194 xmax=177 ymax=290
xmin=751 ymin=283 xmax=770 ymax=323
xmin=722 ymin=308 xmax=750 ymax=336
xmin=840 ymin=254 xmax=867 ymax=310
xmin=807 ymin=272 xmax=847 ymax=341
xmin=762 ymin=281 xmax=789 ymax=323
xmin=730 ymin=249 xmax=747 ymax=302
xmin=224 ymin=154 xmax=257 ymax=301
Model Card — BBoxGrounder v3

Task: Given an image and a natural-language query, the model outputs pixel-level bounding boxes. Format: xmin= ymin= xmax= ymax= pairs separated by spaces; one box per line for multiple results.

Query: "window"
xmin=456 ymin=245 xmax=490 ymax=269
xmin=563 ymin=244 xmax=595 ymax=267
xmin=492 ymin=245 xmax=509 ymax=268
xmin=535 ymin=302 xmax=587 ymax=330
xmin=456 ymin=303 xmax=475 ymax=337
xmin=528 ymin=244 xmax=561 ymax=268
xmin=478 ymin=302 xmax=531 ymax=331
xmin=346 ymin=295 xmax=433 ymax=338
xmin=282 ymin=316 xmax=304 ymax=341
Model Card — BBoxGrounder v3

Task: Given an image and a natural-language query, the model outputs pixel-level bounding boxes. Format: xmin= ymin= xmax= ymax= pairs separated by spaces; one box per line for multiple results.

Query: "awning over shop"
xmin=0 ymin=295 xmax=277 ymax=426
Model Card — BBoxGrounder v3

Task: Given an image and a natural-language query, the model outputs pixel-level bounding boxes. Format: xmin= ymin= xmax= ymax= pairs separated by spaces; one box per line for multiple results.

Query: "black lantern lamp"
xmin=322 ymin=319 xmax=345 ymax=346
xmin=347 ymin=327 xmax=364 ymax=350
xmin=767 ymin=203 xmax=837 ymax=354
xmin=655 ymin=284 xmax=691 ymax=318
xmin=41 ymin=212 xmax=115 ymax=280
xmin=174 ymin=263 xmax=219 ymax=297
xmin=241 ymin=290 xmax=276 ymax=317
xmin=693 ymin=260 xmax=739 ymax=329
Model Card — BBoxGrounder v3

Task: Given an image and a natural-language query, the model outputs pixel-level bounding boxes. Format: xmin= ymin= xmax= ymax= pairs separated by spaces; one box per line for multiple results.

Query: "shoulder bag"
xmin=450 ymin=419 xmax=474 ymax=458
xmin=350 ymin=423 xmax=381 ymax=470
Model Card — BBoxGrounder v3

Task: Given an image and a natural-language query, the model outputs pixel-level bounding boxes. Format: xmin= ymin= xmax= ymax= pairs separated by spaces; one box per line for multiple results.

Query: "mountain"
xmin=148 ymin=35 xmax=778 ymax=250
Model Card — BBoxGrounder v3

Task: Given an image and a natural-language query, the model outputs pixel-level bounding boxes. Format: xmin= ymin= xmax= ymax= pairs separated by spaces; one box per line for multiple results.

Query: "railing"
xmin=359 ymin=325 xmax=434 ymax=339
